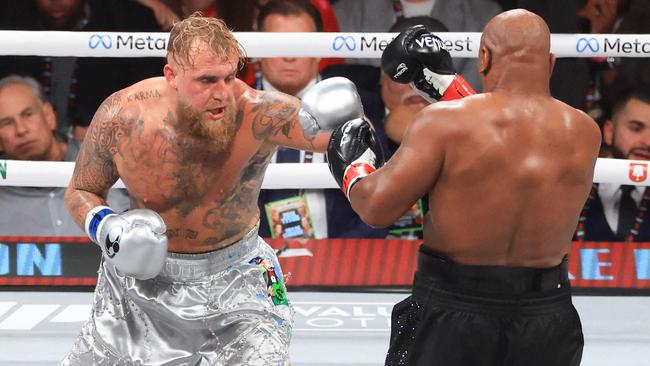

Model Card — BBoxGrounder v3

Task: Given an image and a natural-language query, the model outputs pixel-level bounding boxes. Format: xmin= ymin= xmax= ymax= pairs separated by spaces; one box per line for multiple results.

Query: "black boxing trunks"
xmin=385 ymin=246 xmax=583 ymax=366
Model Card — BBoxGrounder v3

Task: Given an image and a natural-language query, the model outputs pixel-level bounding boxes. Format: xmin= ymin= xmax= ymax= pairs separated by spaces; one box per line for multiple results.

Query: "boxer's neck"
xmin=485 ymin=63 xmax=550 ymax=95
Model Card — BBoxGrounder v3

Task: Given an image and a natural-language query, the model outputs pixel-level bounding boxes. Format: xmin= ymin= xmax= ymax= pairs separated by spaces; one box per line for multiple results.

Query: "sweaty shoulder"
xmin=88 ymin=77 xmax=172 ymax=146
xmin=410 ymin=94 xmax=488 ymax=136
xmin=400 ymin=95 xmax=479 ymax=155
xmin=122 ymin=77 xmax=169 ymax=111
xmin=553 ymin=98 xmax=602 ymax=148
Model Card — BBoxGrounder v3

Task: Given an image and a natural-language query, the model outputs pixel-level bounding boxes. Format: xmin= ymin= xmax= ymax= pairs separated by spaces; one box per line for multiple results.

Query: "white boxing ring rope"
xmin=1 ymin=158 xmax=650 ymax=189
xmin=0 ymin=31 xmax=649 ymax=189
xmin=1 ymin=31 xmax=650 ymax=58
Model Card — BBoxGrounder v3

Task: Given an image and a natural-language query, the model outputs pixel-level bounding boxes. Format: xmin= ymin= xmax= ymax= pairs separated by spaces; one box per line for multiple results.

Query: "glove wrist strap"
xmin=440 ymin=75 xmax=476 ymax=101
xmin=85 ymin=205 xmax=115 ymax=244
xmin=342 ymin=163 xmax=376 ymax=200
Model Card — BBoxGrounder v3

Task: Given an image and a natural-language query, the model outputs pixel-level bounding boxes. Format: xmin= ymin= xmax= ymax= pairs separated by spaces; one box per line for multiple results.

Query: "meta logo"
xmin=629 ymin=162 xmax=648 ymax=183
xmin=88 ymin=34 xmax=112 ymax=49
xmin=574 ymin=36 xmax=650 ymax=55
xmin=603 ymin=37 xmax=650 ymax=54
xmin=576 ymin=37 xmax=599 ymax=53
xmin=332 ymin=36 xmax=356 ymax=51
xmin=88 ymin=34 xmax=167 ymax=51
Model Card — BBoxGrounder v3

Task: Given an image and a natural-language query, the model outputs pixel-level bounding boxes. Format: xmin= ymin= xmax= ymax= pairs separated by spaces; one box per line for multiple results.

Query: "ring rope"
xmin=0 ymin=158 xmax=647 ymax=189
xmin=0 ymin=31 xmax=649 ymax=58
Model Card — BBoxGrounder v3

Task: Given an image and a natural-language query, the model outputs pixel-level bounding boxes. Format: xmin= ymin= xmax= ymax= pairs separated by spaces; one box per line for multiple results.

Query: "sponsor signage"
xmin=1 ymin=237 xmax=649 ymax=290
xmin=87 ymin=33 xmax=167 ymax=51
xmin=330 ymin=34 xmax=475 ymax=56
xmin=575 ymin=36 xmax=650 ymax=55
xmin=0 ymin=237 xmax=99 ymax=286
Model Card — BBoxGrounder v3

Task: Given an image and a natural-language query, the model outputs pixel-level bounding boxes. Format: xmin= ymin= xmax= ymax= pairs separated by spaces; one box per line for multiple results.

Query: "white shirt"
xmin=598 ymin=183 xmax=646 ymax=234
xmin=401 ymin=0 xmax=436 ymax=18
xmin=261 ymin=77 xmax=328 ymax=239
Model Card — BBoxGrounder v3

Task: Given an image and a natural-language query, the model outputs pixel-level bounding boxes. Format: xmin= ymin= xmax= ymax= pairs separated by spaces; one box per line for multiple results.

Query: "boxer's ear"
xmin=163 ymin=64 xmax=177 ymax=89
xmin=479 ymin=45 xmax=491 ymax=76
xmin=549 ymin=53 xmax=556 ymax=76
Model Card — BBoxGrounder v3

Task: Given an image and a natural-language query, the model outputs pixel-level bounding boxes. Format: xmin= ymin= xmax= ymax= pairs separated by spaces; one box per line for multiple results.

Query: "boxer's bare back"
xmin=351 ymin=10 xmax=602 ymax=268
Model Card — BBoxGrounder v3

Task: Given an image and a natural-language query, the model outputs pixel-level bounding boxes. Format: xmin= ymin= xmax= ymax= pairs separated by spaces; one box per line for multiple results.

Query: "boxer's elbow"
xmin=359 ymin=212 xmax=395 ymax=228
xmin=350 ymin=182 xmax=400 ymax=228
xmin=355 ymin=204 xmax=399 ymax=228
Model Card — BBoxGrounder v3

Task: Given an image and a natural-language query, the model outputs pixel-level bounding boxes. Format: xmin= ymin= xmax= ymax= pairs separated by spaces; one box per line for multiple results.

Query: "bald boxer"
xmin=62 ymin=13 xmax=361 ymax=365
xmin=327 ymin=9 xmax=600 ymax=366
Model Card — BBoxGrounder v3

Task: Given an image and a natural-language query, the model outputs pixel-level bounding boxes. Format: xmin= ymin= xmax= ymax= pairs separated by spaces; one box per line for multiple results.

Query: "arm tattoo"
xmin=67 ymin=92 xmax=128 ymax=225
xmin=251 ymin=93 xmax=298 ymax=141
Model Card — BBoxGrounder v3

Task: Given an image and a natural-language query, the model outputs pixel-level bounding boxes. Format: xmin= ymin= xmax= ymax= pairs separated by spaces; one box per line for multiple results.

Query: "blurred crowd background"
xmin=1 ymin=0 xmax=650 ymax=243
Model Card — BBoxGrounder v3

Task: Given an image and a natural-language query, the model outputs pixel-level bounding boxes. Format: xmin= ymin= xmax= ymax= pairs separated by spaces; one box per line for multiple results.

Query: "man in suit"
xmin=255 ymin=0 xmax=390 ymax=238
xmin=576 ymin=84 xmax=650 ymax=242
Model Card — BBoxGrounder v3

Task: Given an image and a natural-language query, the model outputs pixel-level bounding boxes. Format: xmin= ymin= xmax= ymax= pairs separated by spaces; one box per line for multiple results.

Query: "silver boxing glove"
xmin=299 ymin=77 xmax=365 ymax=137
xmin=85 ymin=206 xmax=168 ymax=280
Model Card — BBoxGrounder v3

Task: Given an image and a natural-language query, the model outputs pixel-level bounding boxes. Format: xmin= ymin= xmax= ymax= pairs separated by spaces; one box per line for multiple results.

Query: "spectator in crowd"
xmin=332 ymin=0 xmax=502 ymax=92
xmin=380 ymin=15 xmax=447 ymax=148
xmin=136 ymin=0 xmax=181 ymax=30
xmin=0 ymin=75 xmax=129 ymax=236
xmin=322 ymin=15 xmax=446 ymax=239
xmin=255 ymin=0 xmax=389 ymax=239
xmin=575 ymin=84 xmax=650 ymax=242
xmin=0 ymin=0 xmax=166 ymax=140
xmin=579 ymin=0 xmax=650 ymax=114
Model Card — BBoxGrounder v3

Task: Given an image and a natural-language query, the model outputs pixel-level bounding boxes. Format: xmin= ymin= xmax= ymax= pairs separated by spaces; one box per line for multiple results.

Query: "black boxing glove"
xmin=382 ymin=24 xmax=475 ymax=102
xmin=327 ymin=117 xmax=385 ymax=200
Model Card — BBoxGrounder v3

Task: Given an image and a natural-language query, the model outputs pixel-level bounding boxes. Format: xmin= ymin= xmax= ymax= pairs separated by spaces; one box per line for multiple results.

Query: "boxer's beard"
xmin=177 ymin=100 xmax=238 ymax=153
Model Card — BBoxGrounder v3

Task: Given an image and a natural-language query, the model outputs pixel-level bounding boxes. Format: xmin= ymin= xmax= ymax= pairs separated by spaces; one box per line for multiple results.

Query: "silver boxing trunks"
xmin=62 ymin=225 xmax=293 ymax=366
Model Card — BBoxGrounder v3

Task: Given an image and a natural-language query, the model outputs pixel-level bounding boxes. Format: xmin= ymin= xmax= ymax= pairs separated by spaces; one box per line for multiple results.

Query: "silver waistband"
xmin=160 ymin=223 xmax=261 ymax=282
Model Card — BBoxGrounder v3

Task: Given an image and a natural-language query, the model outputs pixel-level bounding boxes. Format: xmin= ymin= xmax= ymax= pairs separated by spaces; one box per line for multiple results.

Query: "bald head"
xmin=479 ymin=9 xmax=553 ymax=93
xmin=481 ymin=9 xmax=550 ymax=63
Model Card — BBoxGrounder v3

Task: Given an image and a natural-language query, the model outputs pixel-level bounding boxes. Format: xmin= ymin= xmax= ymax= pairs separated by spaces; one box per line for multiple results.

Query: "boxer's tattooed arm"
xmin=66 ymin=91 xmax=131 ymax=226
xmin=251 ymin=93 xmax=299 ymax=140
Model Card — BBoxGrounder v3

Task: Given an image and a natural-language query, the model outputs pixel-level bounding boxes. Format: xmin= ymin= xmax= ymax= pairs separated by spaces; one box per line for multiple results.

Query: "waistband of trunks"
xmin=415 ymin=245 xmax=570 ymax=295
xmin=159 ymin=223 xmax=262 ymax=282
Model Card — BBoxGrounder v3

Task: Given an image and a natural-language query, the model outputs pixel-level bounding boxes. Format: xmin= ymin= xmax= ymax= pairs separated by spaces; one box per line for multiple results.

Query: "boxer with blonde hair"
xmin=63 ymin=13 xmax=361 ymax=365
